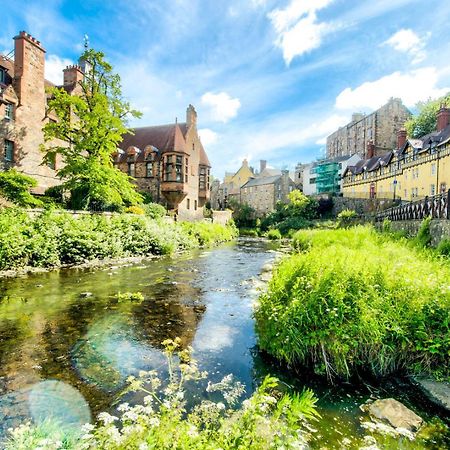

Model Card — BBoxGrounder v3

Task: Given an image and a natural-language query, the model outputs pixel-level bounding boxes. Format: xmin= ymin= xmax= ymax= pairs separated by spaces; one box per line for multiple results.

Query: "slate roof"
xmin=242 ymin=175 xmax=281 ymax=188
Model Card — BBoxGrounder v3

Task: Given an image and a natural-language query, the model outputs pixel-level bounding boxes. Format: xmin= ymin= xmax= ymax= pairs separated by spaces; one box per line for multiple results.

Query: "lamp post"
xmin=393 ymin=178 xmax=397 ymax=201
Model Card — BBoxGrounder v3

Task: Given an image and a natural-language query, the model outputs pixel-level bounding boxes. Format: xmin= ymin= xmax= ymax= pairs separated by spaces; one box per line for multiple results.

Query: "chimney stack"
xmin=437 ymin=105 xmax=450 ymax=132
xmin=186 ymin=104 xmax=197 ymax=128
xmin=63 ymin=65 xmax=84 ymax=87
xmin=366 ymin=140 xmax=375 ymax=159
xmin=260 ymin=159 xmax=267 ymax=173
xmin=397 ymin=128 xmax=407 ymax=149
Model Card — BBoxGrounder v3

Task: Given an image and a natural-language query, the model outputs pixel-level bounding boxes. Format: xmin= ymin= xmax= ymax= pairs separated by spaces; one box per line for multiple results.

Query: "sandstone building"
xmin=326 ymin=98 xmax=411 ymax=159
xmin=115 ymin=105 xmax=211 ymax=220
xmin=0 ymin=31 xmax=86 ymax=193
xmin=342 ymin=107 xmax=450 ymax=201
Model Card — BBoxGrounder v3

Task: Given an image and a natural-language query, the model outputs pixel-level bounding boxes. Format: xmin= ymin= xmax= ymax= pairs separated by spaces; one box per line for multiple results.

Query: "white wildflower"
xmin=98 ymin=412 xmax=118 ymax=425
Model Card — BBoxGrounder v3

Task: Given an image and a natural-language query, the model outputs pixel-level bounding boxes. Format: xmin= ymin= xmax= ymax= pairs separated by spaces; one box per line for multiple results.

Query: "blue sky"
xmin=2 ymin=0 xmax=450 ymax=177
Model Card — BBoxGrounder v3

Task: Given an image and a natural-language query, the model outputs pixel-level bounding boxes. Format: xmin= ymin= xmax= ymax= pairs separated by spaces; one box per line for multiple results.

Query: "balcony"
xmin=161 ymin=181 xmax=188 ymax=210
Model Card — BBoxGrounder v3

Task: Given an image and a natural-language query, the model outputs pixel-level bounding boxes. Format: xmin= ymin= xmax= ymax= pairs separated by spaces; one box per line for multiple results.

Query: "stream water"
xmin=0 ymin=238 xmax=448 ymax=449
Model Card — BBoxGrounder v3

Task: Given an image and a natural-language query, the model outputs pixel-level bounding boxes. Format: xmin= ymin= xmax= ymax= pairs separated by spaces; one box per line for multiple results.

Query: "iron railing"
xmin=376 ymin=189 xmax=450 ymax=222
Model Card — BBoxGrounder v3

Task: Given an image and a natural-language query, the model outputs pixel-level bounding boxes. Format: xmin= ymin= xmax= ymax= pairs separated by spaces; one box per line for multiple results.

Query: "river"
xmin=0 ymin=238 xmax=448 ymax=448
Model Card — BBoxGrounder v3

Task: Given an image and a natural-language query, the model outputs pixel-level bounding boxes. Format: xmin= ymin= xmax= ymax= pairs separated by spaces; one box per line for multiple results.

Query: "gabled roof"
xmin=198 ymin=141 xmax=211 ymax=167
xmin=120 ymin=123 xmax=187 ymax=153
xmin=242 ymin=175 xmax=281 ymax=188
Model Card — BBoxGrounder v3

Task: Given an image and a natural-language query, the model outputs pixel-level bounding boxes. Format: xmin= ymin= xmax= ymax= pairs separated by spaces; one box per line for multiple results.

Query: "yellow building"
xmin=343 ymin=107 xmax=450 ymax=201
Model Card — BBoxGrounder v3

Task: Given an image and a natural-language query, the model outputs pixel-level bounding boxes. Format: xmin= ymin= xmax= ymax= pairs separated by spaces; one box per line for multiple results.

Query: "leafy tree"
xmin=42 ymin=49 xmax=142 ymax=210
xmin=405 ymin=93 xmax=450 ymax=138
xmin=0 ymin=169 xmax=43 ymax=207
xmin=228 ymin=198 xmax=257 ymax=228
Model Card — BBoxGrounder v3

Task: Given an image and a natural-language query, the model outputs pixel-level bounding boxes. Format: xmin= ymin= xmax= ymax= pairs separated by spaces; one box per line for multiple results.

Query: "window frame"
xmin=4 ymin=139 xmax=14 ymax=162
xmin=5 ymin=103 xmax=13 ymax=120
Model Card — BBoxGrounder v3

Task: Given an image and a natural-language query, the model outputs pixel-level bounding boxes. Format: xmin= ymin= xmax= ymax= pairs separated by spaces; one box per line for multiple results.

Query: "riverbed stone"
xmin=368 ymin=398 xmax=423 ymax=431
xmin=412 ymin=377 xmax=450 ymax=412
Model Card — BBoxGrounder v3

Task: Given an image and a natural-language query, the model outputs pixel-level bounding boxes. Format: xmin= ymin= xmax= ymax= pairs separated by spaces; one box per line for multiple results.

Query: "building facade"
xmin=240 ymin=170 xmax=296 ymax=216
xmin=342 ymin=107 xmax=450 ymax=201
xmin=114 ymin=105 xmax=211 ymax=220
xmin=326 ymin=98 xmax=411 ymax=159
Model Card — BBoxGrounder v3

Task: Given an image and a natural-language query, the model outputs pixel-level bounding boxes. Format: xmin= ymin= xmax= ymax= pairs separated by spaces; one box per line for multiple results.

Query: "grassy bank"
xmin=255 ymin=226 xmax=450 ymax=381
xmin=0 ymin=208 xmax=237 ymax=271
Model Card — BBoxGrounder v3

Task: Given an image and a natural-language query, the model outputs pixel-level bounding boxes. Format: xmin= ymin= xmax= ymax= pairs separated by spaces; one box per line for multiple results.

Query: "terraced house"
xmin=342 ymin=107 xmax=450 ymax=201
xmin=114 ymin=105 xmax=211 ymax=220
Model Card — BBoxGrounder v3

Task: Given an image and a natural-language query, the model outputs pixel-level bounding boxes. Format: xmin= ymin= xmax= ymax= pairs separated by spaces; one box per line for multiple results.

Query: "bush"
xmin=336 ymin=209 xmax=358 ymax=228
xmin=266 ymin=229 xmax=282 ymax=240
xmin=437 ymin=238 xmax=450 ymax=257
xmin=239 ymin=228 xmax=259 ymax=237
xmin=414 ymin=216 xmax=432 ymax=248
xmin=0 ymin=170 xmax=43 ymax=208
xmin=0 ymin=209 xmax=237 ymax=270
xmin=142 ymin=202 xmax=167 ymax=219
xmin=255 ymin=226 xmax=450 ymax=381
xmin=124 ymin=205 xmax=145 ymax=215
xmin=7 ymin=338 xmax=319 ymax=450
xmin=291 ymin=230 xmax=312 ymax=252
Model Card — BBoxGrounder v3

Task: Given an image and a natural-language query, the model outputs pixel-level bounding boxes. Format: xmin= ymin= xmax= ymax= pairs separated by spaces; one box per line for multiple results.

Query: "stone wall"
xmin=332 ymin=196 xmax=399 ymax=216
xmin=212 ymin=210 xmax=232 ymax=225
xmin=374 ymin=219 xmax=450 ymax=247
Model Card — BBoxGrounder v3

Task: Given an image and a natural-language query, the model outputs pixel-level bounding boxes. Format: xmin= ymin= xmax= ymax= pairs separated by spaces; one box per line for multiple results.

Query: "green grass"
xmin=255 ymin=226 xmax=450 ymax=381
xmin=0 ymin=208 xmax=238 ymax=270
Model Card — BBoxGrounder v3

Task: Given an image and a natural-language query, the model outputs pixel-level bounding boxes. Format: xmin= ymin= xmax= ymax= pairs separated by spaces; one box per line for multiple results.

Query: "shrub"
xmin=0 ymin=170 xmax=43 ymax=208
xmin=437 ymin=238 xmax=450 ymax=257
xmin=124 ymin=205 xmax=145 ymax=215
xmin=414 ymin=216 xmax=432 ymax=248
xmin=142 ymin=202 xmax=167 ymax=219
xmin=336 ymin=209 xmax=358 ymax=228
xmin=266 ymin=229 xmax=282 ymax=240
xmin=7 ymin=338 xmax=319 ymax=450
xmin=291 ymin=230 xmax=312 ymax=252
xmin=255 ymin=226 xmax=450 ymax=381
xmin=239 ymin=228 xmax=259 ymax=237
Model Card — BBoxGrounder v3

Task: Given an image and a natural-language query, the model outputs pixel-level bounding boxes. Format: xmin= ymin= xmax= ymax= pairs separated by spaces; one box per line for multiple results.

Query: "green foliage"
xmin=142 ymin=202 xmax=167 ymax=219
xmin=414 ymin=216 xmax=433 ymax=248
xmin=291 ymin=230 xmax=312 ymax=252
xmin=0 ymin=209 xmax=237 ymax=270
xmin=7 ymin=338 xmax=319 ymax=450
xmin=255 ymin=226 xmax=450 ymax=381
xmin=239 ymin=228 xmax=259 ymax=237
xmin=116 ymin=291 xmax=145 ymax=302
xmin=336 ymin=209 xmax=358 ymax=228
xmin=260 ymin=190 xmax=318 ymax=235
xmin=42 ymin=49 xmax=142 ymax=210
xmin=228 ymin=199 xmax=257 ymax=228
xmin=266 ymin=229 xmax=282 ymax=240
xmin=437 ymin=238 xmax=450 ymax=257
xmin=405 ymin=93 xmax=450 ymax=138
xmin=0 ymin=170 xmax=43 ymax=207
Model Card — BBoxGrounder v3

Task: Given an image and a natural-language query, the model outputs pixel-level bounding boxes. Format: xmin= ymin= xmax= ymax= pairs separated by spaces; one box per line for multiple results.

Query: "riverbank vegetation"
xmin=255 ymin=226 xmax=450 ymax=381
xmin=0 ymin=208 xmax=237 ymax=271
xmin=7 ymin=338 xmax=319 ymax=450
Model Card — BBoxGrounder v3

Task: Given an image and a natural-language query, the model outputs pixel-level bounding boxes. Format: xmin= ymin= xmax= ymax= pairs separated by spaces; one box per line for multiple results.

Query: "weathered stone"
xmin=368 ymin=398 xmax=423 ymax=431
xmin=413 ymin=377 xmax=450 ymax=412
xmin=79 ymin=292 xmax=93 ymax=298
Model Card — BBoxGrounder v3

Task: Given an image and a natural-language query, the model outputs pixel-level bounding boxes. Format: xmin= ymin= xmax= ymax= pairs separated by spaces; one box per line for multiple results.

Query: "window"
xmin=4 ymin=139 xmax=13 ymax=162
xmin=430 ymin=184 xmax=436 ymax=196
xmin=199 ymin=166 xmax=207 ymax=190
xmin=0 ymin=68 xmax=5 ymax=84
xmin=164 ymin=155 xmax=174 ymax=181
xmin=185 ymin=158 xmax=188 ymax=182
xmin=146 ymin=162 xmax=153 ymax=177
xmin=440 ymin=183 xmax=447 ymax=194
xmin=309 ymin=178 xmax=316 ymax=184
xmin=175 ymin=155 xmax=183 ymax=182
xmin=431 ymin=163 xmax=436 ymax=175
xmin=128 ymin=162 xmax=135 ymax=176
xmin=47 ymin=153 xmax=56 ymax=170
xmin=5 ymin=103 xmax=13 ymax=120
xmin=186 ymin=198 xmax=190 ymax=209
xmin=194 ymin=200 xmax=197 ymax=210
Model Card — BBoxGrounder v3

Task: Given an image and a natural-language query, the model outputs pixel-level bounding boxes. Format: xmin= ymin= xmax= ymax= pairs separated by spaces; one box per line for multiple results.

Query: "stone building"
xmin=114 ymin=105 xmax=211 ymax=220
xmin=240 ymin=170 xmax=296 ymax=216
xmin=326 ymin=98 xmax=411 ymax=159
xmin=342 ymin=107 xmax=450 ymax=201
xmin=0 ymin=31 xmax=85 ymax=193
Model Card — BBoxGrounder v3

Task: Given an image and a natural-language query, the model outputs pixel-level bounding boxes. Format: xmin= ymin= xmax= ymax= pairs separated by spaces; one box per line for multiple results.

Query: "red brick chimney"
xmin=397 ymin=128 xmax=407 ymax=149
xmin=186 ymin=104 xmax=197 ymax=128
xmin=437 ymin=105 xmax=450 ymax=132
xmin=63 ymin=65 xmax=84 ymax=87
xmin=366 ymin=140 xmax=375 ymax=159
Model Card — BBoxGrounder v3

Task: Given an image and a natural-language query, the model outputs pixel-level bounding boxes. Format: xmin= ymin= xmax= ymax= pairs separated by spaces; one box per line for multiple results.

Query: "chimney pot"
xmin=260 ymin=159 xmax=267 ymax=173
xmin=366 ymin=140 xmax=375 ymax=159
xmin=437 ymin=106 xmax=450 ymax=132
xmin=397 ymin=128 xmax=407 ymax=149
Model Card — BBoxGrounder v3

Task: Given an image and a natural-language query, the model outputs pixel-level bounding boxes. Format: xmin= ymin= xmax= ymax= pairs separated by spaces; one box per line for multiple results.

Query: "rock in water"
xmin=368 ymin=398 xmax=423 ymax=431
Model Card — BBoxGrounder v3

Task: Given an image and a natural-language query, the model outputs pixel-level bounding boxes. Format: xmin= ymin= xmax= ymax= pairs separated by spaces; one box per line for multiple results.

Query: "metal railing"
xmin=376 ymin=189 xmax=450 ymax=222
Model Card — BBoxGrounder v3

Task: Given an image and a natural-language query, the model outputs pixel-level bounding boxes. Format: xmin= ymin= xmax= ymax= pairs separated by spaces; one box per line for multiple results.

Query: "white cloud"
xmin=198 ymin=128 xmax=219 ymax=147
xmin=268 ymin=0 xmax=334 ymax=65
xmin=201 ymin=92 xmax=241 ymax=123
xmin=45 ymin=54 xmax=73 ymax=85
xmin=383 ymin=29 xmax=428 ymax=64
xmin=335 ymin=67 xmax=449 ymax=111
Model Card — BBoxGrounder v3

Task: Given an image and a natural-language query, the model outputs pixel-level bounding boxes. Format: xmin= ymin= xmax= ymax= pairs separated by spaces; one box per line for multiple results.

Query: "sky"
xmin=2 ymin=0 xmax=450 ymax=178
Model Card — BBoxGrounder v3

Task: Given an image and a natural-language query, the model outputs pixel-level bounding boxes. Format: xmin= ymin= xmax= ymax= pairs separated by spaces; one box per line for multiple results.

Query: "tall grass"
xmin=255 ymin=226 xmax=450 ymax=381
xmin=0 ymin=208 xmax=237 ymax=270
